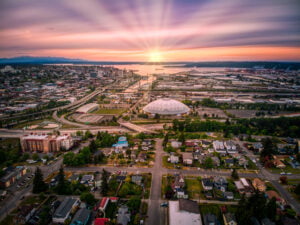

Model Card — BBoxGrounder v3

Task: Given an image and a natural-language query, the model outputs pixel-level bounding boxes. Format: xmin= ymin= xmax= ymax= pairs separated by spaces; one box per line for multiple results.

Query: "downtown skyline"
xmin=0 ymin=0 xmax=300 ymax=62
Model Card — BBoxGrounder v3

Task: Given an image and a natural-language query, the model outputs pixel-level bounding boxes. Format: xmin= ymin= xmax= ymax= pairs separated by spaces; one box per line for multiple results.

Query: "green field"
xmin=185 ymin=177 xmax=203 ymax=199
xmin=94 ymin=108 xmax=125 ymax=115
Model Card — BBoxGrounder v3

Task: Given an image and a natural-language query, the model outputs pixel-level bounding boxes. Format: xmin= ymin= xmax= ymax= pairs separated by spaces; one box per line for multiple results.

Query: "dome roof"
xmin=143 ymin=98 xmax=190 ymax=115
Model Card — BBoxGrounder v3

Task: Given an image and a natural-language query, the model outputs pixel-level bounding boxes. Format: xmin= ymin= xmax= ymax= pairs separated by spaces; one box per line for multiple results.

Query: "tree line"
xmin=172 ymin=116 xmax=300 ymax=137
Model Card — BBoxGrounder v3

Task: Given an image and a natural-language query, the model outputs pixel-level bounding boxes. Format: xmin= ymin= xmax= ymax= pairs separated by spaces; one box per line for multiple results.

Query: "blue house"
xmin=70 ymin=208 xmax=91 ymax=225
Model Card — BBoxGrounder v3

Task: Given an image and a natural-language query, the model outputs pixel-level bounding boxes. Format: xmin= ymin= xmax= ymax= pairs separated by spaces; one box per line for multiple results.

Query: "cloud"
xmin=0 ymin=0 xmax=299 ymax=61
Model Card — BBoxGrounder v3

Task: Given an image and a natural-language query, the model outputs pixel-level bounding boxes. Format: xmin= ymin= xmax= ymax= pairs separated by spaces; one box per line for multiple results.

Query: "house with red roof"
xmin=99 ymin=197 xmax=109 ymax=211
xmin=94 ymin=218 xmax=109 ymax=225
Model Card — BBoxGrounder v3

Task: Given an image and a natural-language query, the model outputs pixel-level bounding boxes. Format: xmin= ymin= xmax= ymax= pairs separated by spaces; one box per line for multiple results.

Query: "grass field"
xmin=185 ymin=177 xmax=203 ymax=199
xmin=162 ymin=156 xmax=177 ymax=169
xmin=94 ymin=108 xmax=125 ymax=115
xmin=267 ymin=165 xmax=300 ymax=174
xmin=13 ymin=118 xmax=56 ymax=129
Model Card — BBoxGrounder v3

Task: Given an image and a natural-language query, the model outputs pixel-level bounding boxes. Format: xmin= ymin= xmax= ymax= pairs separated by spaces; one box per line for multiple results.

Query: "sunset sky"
xmin=0 ymin=0 xmax=300 ymax=62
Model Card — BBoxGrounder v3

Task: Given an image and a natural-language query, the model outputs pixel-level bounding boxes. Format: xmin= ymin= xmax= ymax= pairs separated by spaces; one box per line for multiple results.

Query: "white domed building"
xmin=143 ymin=98 xmax=190 ymax=116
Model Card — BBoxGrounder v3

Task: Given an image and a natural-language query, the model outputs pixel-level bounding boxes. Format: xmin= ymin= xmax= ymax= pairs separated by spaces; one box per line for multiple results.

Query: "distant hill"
xmin=182 ymin=61 xmax=300 ymax=70
xmin=0 ymin=57 xmax=299 ymax=70
xmin=0 ymin=56 xmax=139 ymax=65
xmin=0 ymin=56 xmax=85 ymax=64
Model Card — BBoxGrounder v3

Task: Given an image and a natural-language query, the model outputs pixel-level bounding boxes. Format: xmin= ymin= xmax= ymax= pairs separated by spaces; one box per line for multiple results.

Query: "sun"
xmin=148 ymin=51 xmax=164 ymax=62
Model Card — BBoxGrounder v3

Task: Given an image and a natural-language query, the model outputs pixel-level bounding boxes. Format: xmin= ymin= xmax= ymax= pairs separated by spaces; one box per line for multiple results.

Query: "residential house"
xmin=0 ymin=166 xmax=27 ymax=188
xmin=273 ymin=158 xmax=286 ymax=169
xmin=252 ymin=178 xmax=266 ymax=192
xmin=81 ymin=175 xmax=94 ymax=185
xmin=201 ymin=140 xmax=211 ymax=148
xmin=211 ymin=156 xmax=220 ymax=167
xmin=182 ymin=152 xmax=193 ymax=165
xmin=202 ymin=178 xmax=213 ymax=191
xmin=53 ymin=197 xmax=80 ymax=224
xmin=223 ymin=192 xmax=234 ymax=200
xmin=289 ymin=160 xmax=300 ymax=169
xmin=171 ymin=141 xmax=182 ymax=148
xmin=99 ymin=197 xmax=109 ymax=211
xmin=193 ymin=150 xmax=201 ymax=160
xmin=170 ymin=155 xmax=179 ymax=164
xmin=176 ymin=188 xmax=188 ymax=199
xmin=266 ymin=190 xmax=285 ymax=205
xmin=223 ymin=213 xmax=237 ymax=225
xmin=117 ymin=205 xmax=131 ymax=225
xmin=252 ymin=142 xmax=263 ymax=153
xmin=238 ymin=157 xmax=248 ymax=168
xmin=131 ymin=175 xmax=143 ymax=186
xmin=224 ymin=158 xmax=234 ymax=167
xmin=94 ymin=218 xmax=109 ymax=225
xmin=70 ymin=208 xmax=91 ymax=225
xmin=213 ymin=176 xmax=228 ymax=192
xmin=203 ymin=214 xmax=219 ymax=225
xmin=173 ymin=174 xmax=185 ymax=190
xmin=137 ymin=152 xmax=147 ymax=162
xmin=224 ymin=141 xmax=237 ymax=154
xmin=213 ymin=141 xmax=226 ymax=154
xmin=234 ymin=178 xmax=252 ymax=196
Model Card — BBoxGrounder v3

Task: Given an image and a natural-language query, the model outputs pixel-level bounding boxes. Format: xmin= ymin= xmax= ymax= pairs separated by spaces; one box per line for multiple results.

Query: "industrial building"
xmin=76 ymin=103 xmax=99 ymax=113
xmin=169 ymin=199 xmax=202 ymax=225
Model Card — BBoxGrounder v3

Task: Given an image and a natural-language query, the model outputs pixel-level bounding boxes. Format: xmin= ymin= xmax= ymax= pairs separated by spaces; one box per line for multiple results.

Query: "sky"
xmin=0 ymin=0 xmax=300 ymax=62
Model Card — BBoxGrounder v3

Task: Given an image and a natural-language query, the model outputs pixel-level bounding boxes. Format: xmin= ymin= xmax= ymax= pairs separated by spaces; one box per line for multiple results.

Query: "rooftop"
xmin=143 ymin=98 xmax=190 ymax=115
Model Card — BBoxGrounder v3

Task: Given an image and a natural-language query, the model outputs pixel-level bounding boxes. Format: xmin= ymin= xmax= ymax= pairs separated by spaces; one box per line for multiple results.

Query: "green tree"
xmin=295 ymin=183 xmax=300 ymax=195
xmin=204 ymin=157 xmax=214 ymax=169
xmin=231 ymin=168 xmax=239 ymax=180
xmin=89 ymin=140 xmax=98 ymax=153
xmin=266 ymin=197 xmax=277 ymax=221
xmin=63 ymin=152 xmax=75 ymax=166
xmin=127 ymin=196 xmax=141 ymax=212
xmin=32 ymin=167 xmax=48 ymax=193
xmin=162 ymin=133 xmax=169 ymax=147
xmin=236 ymin=194 xmax=251 ymax=225
xmin=38 ymin=205 xmax=50 ymax=225
xmin=56 ymin=166 xmax=69 ymax=195
xmin=80 ymin=192 xmax=96 ymax=205
xmin=101 ymin=169 xmax=109 ymax=196
xmin=261 ymin=138 xmax=276 ymax=158
xmin=32 ymin=153 xmax=39 ymax=161
xmin=178 ymin=132 xmax=186 ymax=145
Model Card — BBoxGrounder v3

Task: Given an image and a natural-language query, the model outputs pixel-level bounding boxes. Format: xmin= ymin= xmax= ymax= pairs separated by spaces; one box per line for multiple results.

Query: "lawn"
xmin=117 ymin=182 xmax=143 ymax=198
xmin=20 ymin=195 xmax=46 ymax=206
xmin=94 ymin=108 xmax=125 ymax=115
xmin=267 ymin=165 xmax=300 ymax=174
xmin=185 ymin=177 xmax=203 ymax=200
xmin=162 ymin=156 xmax=179 ymax=169
xmin=143 ymin=173 xmax=152 ymax=199
xmin=13 ymin=118 xmax=56 ymax=129
xmin=283 ymin=179 xmax=300 ymax=204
